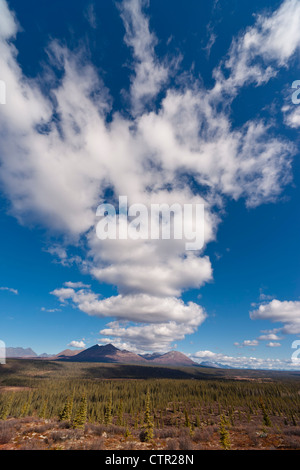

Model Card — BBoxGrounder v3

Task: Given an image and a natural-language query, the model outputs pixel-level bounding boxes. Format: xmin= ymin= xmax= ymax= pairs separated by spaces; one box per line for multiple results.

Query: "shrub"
xmin=49 ymin=429 xmax=82 ymax=442
xmin=84 ymin=438 xmax=105 ymax=450
xmin=178 ymin=435 xmax=193 ymax=450
xmin=166 ymin=439 xmax=179 ymax=450
xmin=192 ymin=427 xmax=213 ymax=443
xmin=283 ymin=436 xmax=300 ymax=449
xmin=154 ymin=427 xmax=178 ymax=439
xmin=19 ymin=439 xmax=45 ymax=450
xmin=0 ymin=422 xmax=14 ymax=444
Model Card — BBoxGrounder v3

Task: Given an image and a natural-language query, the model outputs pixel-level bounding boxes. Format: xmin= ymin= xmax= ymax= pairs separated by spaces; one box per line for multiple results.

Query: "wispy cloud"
xmin=64 ymin=281 xmax=91 ymax=289
xmin=119 ymin=0 xmax=169 ymax=115
xmin=41 ymin=307 xmax=61 ymax=313
xmin=84 ymin=3 xmax=97 ymax=29
xmin=0 ymin=286 xmax=18 ymax=295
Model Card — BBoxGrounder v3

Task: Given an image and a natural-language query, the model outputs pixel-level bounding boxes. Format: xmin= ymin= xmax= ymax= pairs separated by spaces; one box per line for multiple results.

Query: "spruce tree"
xmin=20 ymin=394 xmax=32 ymax=418
xmin=260 ymin=400 xmax=271 ymax=428
xmin=39 ymin=400 xmax=48 ymax=420
xmin=59 ymin=396 xmax=73 ymax=422
xmin=104 ymin=392 xmax=113 ymax=425
xmin=184 ymin=409 xmax=191 ymax=428
xmin=73 ymin=393 xmax=87 ymax=429
xmin=141 ymin=390 xmax=154 ymax=442
xmin=219 ymin=415 xmax=231 ymax=450
xmin=116 ymin=400 xmax=124 ymax=426
xmin=0 ymin=395 xmax=13 ymax=421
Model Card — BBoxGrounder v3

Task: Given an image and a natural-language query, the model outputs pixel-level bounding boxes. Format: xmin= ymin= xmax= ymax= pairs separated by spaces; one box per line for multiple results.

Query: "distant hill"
xmin=56 ymin=343 xmax=197 ymax=366
xmin=144 ymin=351 xmax=196 ymax=366
xmin=62 ymin=344 xmax=148 ymax=364
xmin=6 ymin=347 xmax=37 ymax=358
xmin=50 ymin=348 xmax=85 ymax=360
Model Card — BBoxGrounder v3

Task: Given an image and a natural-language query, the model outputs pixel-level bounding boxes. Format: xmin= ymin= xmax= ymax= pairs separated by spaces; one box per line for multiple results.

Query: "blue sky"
xmin=1 ymin=0 xmax=300 ymax=369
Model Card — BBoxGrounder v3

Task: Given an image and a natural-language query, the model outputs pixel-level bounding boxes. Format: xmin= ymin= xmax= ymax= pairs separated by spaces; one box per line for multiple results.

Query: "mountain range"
xmin=6 ymin=344 xmax=231 ymax=368
xmin=55 ymin=344 xmax=198 ymax=366
xmin=6 ymin=347 xmax=38 ymax=358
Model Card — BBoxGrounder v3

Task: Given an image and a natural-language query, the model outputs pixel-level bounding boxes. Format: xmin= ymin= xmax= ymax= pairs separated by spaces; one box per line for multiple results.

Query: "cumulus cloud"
xmin=0 ymin=0 xmax=299 ymax=352
xmin=99 ymin=320 xmax=199 ymax=353
xmin=258 ymin=333 xmax=281 ymax=341
xmin=234 ymin=339 xmax=259 ymax=348
xmin=250 ymin=299 xmax=300 ymax=334
xmin=235 ymin=333 xmax=283 ymax=349
xmin=68 ymin=340 xmax=86 ymax=349
xmin=242 ymin=340 xmax=259 ymax=347
xmin=192 ymin=350 xmax=296 ymax=370
xmin=51 ymin=284 xmax=206 ymax=351
xmin=51 ymin=286 xmax=206 ymax=325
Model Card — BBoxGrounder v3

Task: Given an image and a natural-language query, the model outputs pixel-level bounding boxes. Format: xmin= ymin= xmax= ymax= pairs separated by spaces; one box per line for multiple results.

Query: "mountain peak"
xmin=96 ymin=343 xmax=119 ymax=351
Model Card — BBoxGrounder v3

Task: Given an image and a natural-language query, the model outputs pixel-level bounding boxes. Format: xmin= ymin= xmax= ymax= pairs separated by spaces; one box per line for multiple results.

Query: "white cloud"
xmin=84 ymin=4 xmax=97 ymax=29
xmin=51 ymin=284 xmax=206 ymax=352
xmin=51 ymin=286 xmax=206 ymax=325
xmin=192 ymin=350 xmax=296 ymax=370
xmin=283 ymin=105 xmax=300 ymax=128
xmin=234 ymin=339 xmax=259 ymax=348
xmin=214 ymin=0 xmax=300 ymax=94
xmin=259 ymin=289 xmax=275 ymax=301
xmin=250 ymin=299 xmax=300 ymax=334
xmin=266 ymin=342 xmax=281 ymax=347
xmin=258 ymin=333 xmax=281 ymax=341
xmin=242 ymin=340 xmax=259 ymax=347
xmin=119 ymin=0 xmax=169 ymax=115
xmin=41 ymin=307 xmax=61 ymax=312
xmin=68 ymin=340 xmax=86 ymax=349
xmin=0 ymin=0 xmax=17 ymax=39
xmin=0 ymin=286 xmax=18 ymax=295
xmin=100 ymin=320 xmax=198 ymax=353
xmin=253 ymin=0 xmax=300 ymax=65
xmin=64 ymin=281 xmax=91 ymax=289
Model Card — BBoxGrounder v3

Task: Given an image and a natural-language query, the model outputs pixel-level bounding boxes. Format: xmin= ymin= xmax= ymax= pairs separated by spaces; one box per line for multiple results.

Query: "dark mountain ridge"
xmin=57 ymin=343 xmax=198 ymax=366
